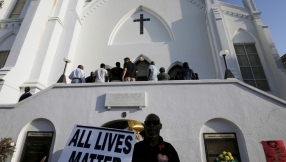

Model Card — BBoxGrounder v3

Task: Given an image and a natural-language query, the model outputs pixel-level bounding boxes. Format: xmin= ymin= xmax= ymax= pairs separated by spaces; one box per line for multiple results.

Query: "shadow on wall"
xmin=233 ymin=83 xmax=286 ymax=108
xmin=52 ymin=149 xmax=63 ymax=161
xmin=168 ymin=0 xmax=215 ymax=79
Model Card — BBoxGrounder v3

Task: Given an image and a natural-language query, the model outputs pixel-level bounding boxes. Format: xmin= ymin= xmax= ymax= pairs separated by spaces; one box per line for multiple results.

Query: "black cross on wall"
xmin=133 ymin=14 xmax=150 ymax=35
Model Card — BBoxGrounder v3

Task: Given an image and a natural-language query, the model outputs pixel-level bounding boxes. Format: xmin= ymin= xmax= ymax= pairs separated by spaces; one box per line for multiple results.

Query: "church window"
xmin=0 ymin=51 xmax=9 ymax=68
xmin=135 ymin=60 xmax=149 ymax=81
xmin=234 ymin=44 xmax=270 ymax=91
xmin=9 ymin=0 xmax=27 ymax=18
xmin=203 ymin=133 xmax=241 ymax=162
xmin=168 ymin=65 xmax=182 ymax=79
xmin=19 ymin=131 xmax=54 ymax=162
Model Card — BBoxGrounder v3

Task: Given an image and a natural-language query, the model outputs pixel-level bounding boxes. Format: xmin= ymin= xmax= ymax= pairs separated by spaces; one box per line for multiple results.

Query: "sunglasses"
xmin=144 ymin=120 xmax=160 ymax=126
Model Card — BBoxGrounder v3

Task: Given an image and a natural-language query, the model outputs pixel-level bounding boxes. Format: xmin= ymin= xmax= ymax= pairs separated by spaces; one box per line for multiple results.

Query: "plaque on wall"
xmin=20 ymin=131 xmax=54 ymax=162
xmin=105 ymin=92 xmax=146 ymax=110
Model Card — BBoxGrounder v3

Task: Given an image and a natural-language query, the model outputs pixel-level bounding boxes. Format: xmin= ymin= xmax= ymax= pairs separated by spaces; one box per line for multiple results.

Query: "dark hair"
xmin=124 ymin=57 xmax=130 ymax=61
xmin=159 ymin=67 xmax=165 ymax=72
xmin=25 ymin=87 xmax=30 ymax=93
xmin=116 ymin=62 xmax=120 ymax=67
xmin=100 ymin=63 xmax=105 ymax=68
xmin=183 ymin=62 xmax=189 ymax=68
xmin=78 ymin=65 xmax=83 ymax=68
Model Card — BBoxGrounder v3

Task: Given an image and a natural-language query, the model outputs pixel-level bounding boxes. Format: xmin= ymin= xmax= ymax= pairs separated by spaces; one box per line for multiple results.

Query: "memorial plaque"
xmin=20 ymin=131 xmax=54 ymax=162
xmin=105 ymin=92 xmax=146 ymax=109
xmin=203 ymin=133 xmax=241 ymax=162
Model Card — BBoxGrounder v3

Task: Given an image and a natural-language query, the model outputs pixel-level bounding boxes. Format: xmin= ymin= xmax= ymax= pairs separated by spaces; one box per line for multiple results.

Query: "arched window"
xmin=9 ymin=0 xmax=28 ymax=18
xmin=0 ymin=51 xmax=9 ymax=68
xmin=233 ymin=29 xmax=270 ymax=91
xmin=168 ymin=65 xmax=182 ymax=79
xmin=135 ymin=60 xmax=149 ymax=81
xmin=234 ymin=44 xmax=269 ymax=91
xmin=0 ymin=32 xmax=16 ymax=69
xmin=200 ymin=118 xmax=248 ymax=162
xmin=13 ymin=118 xmax=56 ymax=162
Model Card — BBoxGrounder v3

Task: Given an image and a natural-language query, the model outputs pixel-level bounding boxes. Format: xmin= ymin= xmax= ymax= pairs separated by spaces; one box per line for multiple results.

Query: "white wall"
xmin=72 ymin=0 xmax=216 ymax=80
xmin=0 ymin=80 xmax=285 ymax=161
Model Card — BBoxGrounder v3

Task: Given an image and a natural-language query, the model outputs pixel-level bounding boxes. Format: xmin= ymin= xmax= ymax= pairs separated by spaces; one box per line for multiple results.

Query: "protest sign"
xmin=58 ymin=125 xmax=136 ymax=162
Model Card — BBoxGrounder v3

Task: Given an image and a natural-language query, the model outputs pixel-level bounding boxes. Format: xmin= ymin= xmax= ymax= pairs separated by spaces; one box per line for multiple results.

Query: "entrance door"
xmin=135 ymin=60 xmax=149 ymax=81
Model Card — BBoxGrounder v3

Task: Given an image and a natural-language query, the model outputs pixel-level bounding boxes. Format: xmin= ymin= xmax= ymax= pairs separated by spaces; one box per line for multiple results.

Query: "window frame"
xmin=19 ymin=131 xmax=54 ymax=162
xmin=234 ymin=43 xmax=270 ymax=91
xmin=203 ymin=133 xmax=241 ymax=162
xmin=9 ymin=0 xmax=27 ymax=18
xmin=0 ymin=51 xmax=10 ymax=69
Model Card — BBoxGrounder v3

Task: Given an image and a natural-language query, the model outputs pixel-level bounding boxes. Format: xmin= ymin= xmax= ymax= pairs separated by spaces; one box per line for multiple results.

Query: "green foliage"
xmin=0 ymin=137 xmax=16 ymax=162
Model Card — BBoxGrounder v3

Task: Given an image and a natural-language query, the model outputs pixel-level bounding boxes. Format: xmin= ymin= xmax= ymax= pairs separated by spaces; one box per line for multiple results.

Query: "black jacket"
xmin=132 ymin=136 xmax=180 ymax=162
xmin=18 ymin=92 xmax=32 ymax=102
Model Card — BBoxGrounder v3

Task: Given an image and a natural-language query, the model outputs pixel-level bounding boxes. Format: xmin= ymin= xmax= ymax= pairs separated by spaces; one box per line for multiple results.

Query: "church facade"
xmin=0 ymin=0 xmax=286 ymax=161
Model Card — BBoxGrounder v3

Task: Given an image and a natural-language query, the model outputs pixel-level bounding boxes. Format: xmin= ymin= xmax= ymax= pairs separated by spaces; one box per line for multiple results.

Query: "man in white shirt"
xmin=69 ymin=65 xmax=85 ymax=83
xmin=147 ymin=61 xmax=159 ymax=81
xmin=95 ymin=63 xmax=109 ymax=83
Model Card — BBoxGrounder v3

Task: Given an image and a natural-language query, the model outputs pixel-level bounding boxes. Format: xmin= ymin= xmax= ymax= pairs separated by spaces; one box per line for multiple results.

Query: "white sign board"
xmin=105 ymin=92 xmax=146 ymax=110
xmin=58 ymin=125 xmax=136 ymax=162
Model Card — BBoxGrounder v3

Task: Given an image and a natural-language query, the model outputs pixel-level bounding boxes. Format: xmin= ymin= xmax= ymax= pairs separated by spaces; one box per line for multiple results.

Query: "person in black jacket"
xmin=132 ymin=114 xmax=180 ymax=162
xmin=18 ymin=87 xmax=32 ymax=102
xmin=85 ymin=71 xmax=95 ymax=83
xmin=179 ymin=62 xmax=195 ymax=80
xmin=110 ymin=62 xmax=123 ymax=82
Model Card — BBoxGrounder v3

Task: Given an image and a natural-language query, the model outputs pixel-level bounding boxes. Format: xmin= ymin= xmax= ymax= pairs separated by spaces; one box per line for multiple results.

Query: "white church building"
xmin=0 ymin=0 xmax=286 ymax=161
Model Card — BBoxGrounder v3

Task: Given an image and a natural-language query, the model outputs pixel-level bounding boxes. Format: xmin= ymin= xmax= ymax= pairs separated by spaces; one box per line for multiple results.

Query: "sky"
xmin=220 ymin=0 xmax=286 ymax=56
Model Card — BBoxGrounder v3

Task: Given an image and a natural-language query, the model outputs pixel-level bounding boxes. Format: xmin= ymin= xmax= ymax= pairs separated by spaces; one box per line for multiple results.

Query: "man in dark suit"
xmin=85 ymin=71 xmax=95 ymax=83
xmin=19 ymin=87 xmax=32 ymax=102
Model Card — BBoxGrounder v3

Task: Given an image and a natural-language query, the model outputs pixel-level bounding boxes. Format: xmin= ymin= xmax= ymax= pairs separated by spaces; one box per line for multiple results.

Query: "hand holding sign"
xmin=58 ymin=125 xmax=136 ymax=162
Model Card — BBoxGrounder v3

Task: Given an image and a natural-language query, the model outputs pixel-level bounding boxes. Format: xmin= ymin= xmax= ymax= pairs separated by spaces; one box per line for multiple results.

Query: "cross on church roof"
xmin=133 ymin=14 xmax=150 ymax=35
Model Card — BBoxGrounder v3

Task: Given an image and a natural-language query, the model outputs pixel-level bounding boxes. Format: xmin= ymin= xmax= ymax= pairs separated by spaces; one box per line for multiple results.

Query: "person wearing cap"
xmin=132 ymin=114 xmax=180 ymax=162
xmin=19 ymin=87 xmax=32 ymax=102
xmin=122 ymin=57 xmax=137 ymax=81
xmin=157 ymin=67 xmax=170 ymax=81
xmin=69 ymin=65 xmax=86 ymax=83
xmin=95 ymin=63 xmax=109 ymax=83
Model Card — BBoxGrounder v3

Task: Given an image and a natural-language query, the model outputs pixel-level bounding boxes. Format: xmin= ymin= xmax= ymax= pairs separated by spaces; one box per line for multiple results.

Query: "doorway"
xmin=135 ymin=60 xmax=149 ymax=81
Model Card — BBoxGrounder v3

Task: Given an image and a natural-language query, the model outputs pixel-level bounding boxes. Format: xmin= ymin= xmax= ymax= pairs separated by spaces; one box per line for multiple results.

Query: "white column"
xmin=205 ymin=0 xmax=228 ymax=79
xmin=0 ymin=0 xmax=57 ymax=103
xmin=24 ymin=0 xmax=70 ymax=91
xmin=46 ymin=0 xmax=85 ymax=85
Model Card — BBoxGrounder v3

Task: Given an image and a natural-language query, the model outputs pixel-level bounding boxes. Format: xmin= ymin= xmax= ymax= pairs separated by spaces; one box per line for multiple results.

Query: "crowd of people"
xmin=68 ymin=57 xmax=198 ymax=83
